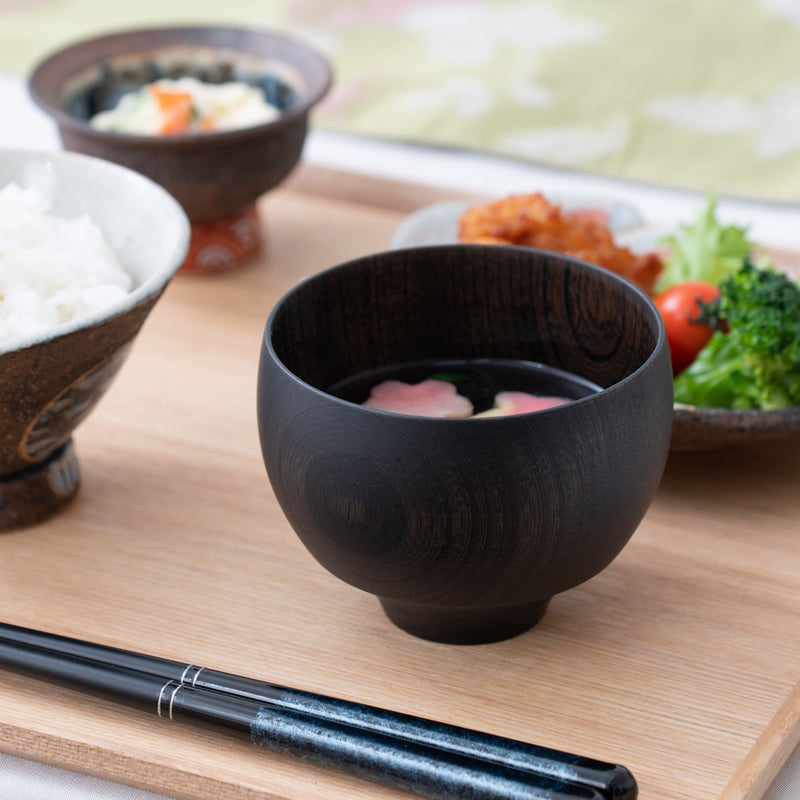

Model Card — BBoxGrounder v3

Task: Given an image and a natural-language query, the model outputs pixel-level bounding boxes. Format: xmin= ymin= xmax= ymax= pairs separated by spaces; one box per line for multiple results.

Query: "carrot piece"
xmin=148 ymin=85 xmax=194 ymax=135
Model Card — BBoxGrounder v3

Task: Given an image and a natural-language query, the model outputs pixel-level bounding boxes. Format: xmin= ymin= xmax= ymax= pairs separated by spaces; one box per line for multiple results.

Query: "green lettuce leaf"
xmin=657 ymin=195 xmax=754 ymax=290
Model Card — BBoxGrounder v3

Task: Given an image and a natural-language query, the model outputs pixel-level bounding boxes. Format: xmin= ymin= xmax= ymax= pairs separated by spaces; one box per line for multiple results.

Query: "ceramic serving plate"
xmin=671 ymin=403 xmax=800 ymax=451
xmin=390 ymin=197 xmax=800 ymax=452
xmin=389 ymin=197 xmax=644 ymax=249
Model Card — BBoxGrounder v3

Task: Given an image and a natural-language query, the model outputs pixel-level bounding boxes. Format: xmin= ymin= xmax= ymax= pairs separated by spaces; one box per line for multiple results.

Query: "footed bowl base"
xmin=378 ymin=596 xmax=551 ymax=645
xmin=0 ymin=439 xmax=79 ymax=532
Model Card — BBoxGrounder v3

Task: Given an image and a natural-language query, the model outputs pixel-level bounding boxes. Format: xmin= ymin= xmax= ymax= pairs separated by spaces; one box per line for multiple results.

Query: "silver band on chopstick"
xmin=157 ymin=680 xmax=182 ymax=720
xmin=179 ymin=664 xmax=205 ymax=686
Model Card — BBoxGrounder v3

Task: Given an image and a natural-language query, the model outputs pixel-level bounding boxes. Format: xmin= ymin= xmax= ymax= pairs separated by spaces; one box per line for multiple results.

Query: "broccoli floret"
xmin=674 ymin=261 xmax=800 ymax=410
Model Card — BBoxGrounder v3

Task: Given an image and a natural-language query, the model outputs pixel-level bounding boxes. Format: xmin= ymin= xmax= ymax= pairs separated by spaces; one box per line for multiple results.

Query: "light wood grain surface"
xmin=0 ymin=166 xmax=798 ymax=800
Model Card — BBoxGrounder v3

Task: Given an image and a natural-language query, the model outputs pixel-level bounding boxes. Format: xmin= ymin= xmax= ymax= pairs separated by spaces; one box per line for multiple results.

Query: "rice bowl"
xmin=0 ymin=148 xmax=189 ymax=530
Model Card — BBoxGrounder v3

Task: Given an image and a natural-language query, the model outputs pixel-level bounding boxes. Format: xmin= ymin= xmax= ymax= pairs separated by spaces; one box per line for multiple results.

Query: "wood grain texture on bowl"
xmin=258 ymin=244 xmax=674 ymax=644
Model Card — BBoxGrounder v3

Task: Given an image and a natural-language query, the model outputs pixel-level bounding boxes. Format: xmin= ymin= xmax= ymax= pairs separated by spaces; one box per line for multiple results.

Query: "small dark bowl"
xmin=0 ymin=149 xmax=189 ymax=531
xmin=257 ymin=245 xmax=674 ymax=644
xmin=28 ymin=25 xmax=332 ymax=223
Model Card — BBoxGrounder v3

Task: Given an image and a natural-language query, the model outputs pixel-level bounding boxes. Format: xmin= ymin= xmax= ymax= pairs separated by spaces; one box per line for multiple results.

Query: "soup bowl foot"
xmin=378 ymin=597 xmax=551 ymax=645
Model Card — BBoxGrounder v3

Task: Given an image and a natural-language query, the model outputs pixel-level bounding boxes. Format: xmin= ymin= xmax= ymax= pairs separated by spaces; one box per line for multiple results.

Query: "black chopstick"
xmin=0 ymin=624 xmax=637 ymax=800
xmin=0 ymin=640 xmax=604 ymax=800
xmin=0 ymin=623 xmax=635 ymax=797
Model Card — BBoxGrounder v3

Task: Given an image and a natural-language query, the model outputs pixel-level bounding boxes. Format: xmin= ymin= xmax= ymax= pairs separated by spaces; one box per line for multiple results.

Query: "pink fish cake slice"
xmin=474 ymin=391 xmax=571 ymax=417
xmin=363 ymin=379 xmax=473 ymax=418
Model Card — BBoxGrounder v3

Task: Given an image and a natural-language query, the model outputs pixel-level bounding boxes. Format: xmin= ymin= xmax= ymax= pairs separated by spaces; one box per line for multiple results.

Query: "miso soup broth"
xmin=328 ymin=358 xmax=601 ymax=418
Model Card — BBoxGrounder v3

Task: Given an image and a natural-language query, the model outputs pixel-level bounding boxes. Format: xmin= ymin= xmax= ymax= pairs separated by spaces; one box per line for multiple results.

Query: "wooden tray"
xmin=1 ymin=165 xmax=798 ymax=800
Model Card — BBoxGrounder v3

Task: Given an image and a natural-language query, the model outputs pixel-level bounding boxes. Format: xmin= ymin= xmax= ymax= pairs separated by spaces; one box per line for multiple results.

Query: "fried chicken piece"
xmin=458 ymin=193 xmax=663 ymax=294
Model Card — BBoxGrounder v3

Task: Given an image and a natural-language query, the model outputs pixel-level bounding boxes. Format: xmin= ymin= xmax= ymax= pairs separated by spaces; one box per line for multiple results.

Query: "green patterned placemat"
xmin=3 ymin=0 xmax=800 ymax=202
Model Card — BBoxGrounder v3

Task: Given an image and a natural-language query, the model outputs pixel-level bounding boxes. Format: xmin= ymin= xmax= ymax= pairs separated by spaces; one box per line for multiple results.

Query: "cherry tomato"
xmin=654 ymin=281 xmax=720 ymax=375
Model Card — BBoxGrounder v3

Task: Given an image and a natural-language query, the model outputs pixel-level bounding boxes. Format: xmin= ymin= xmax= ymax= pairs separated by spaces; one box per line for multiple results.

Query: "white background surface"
xmin=0 ymin=72 xmax=798 ymax=800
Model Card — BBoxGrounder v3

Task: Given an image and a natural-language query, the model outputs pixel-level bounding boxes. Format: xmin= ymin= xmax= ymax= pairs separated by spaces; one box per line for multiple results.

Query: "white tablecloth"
xmin=0 ymin=72 xmax=798 ymax=800
xmin=0 ymin=753 xmax=177 ymax=800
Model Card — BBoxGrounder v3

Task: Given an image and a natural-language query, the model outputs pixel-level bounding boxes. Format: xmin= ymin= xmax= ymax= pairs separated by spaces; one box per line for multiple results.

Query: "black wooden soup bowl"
xmin=257 ymin=245 xmax=673 ymax=644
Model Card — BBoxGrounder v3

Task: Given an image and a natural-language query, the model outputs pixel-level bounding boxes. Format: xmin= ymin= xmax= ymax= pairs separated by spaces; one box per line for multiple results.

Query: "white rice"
xmin=0 ymin=182 xmax=131 ymax=344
